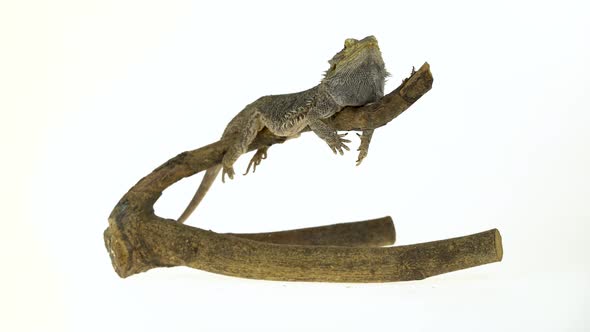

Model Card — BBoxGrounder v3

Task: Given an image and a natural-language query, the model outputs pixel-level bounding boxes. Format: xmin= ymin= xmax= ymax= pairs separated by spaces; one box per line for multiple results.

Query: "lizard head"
xmin=323 ymin=35 xmax=389 ymax=106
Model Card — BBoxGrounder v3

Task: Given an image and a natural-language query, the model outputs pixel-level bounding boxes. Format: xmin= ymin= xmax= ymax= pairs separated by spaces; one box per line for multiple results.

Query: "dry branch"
xmin=229 ymin=216 xmax=396 ymax=247
xmin=105 ymin=214 xmax=502 ymax=281
xmin=104 ymin=63 xmax=503 ymax=281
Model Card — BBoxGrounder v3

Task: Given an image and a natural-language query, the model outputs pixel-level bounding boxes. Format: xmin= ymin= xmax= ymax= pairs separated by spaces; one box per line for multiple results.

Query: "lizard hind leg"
xmin=243 ymin=146 xmax=268 ymax=175
xmin=221 ymin=111 xmax=265 ymax=182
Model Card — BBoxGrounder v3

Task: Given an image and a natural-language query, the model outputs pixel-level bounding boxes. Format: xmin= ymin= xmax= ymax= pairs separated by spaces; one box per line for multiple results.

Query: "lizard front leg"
xmin=307 ymin=109 xmax=351 ymax=155
xmin=356 ymin=129 xmax=374 ymax=165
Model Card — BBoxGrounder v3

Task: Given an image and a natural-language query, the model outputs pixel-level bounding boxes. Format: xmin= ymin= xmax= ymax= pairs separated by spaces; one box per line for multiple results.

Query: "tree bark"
xmin=105 ymin=214 xmax=502 ymax=281
xmin=228 ymin=216 xmax=396 ymax=247
xmin=104 ymin=63 xmax=504 ymax=281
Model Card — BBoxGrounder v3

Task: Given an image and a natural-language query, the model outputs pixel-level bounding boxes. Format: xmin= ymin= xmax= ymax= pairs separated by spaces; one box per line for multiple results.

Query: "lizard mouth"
xmin=325 ymin=36 xmax=383 ymax=78
xmin=356 ymin=36 xmax=379 ymax=50
xmin=345 ymin=44 xmax=381 ymax=67
xmin=346 ymin=38 xmax=380 ymax=61
xmin=354 ymin=40 xmax=377 ymax=50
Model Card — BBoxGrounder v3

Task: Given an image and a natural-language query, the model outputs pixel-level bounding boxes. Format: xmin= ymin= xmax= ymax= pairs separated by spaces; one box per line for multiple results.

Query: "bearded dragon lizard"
xmin=177 ymin=35 xmax=389 ymax=223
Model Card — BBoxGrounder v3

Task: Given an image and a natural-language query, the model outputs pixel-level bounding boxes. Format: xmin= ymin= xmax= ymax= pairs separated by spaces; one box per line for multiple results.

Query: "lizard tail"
xmin=177 ymin=165 xmax=222 ymax=223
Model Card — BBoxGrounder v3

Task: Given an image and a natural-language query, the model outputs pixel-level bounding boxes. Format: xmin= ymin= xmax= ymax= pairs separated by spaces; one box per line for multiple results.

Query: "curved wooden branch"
xmin=105 ymin=213 xmax=502 ymax=281
xmin=104 ymin=63 xmax=503 ymax=281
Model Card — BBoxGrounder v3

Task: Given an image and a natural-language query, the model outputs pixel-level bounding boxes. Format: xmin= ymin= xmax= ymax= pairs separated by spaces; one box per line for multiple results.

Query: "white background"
xmin=1 ymin=0 xmax=589 ymax=331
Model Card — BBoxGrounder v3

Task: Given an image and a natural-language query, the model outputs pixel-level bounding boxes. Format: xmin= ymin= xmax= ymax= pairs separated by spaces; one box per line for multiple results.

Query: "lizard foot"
xmin=355 ymin=129 xmax=374 ymax=166
xmin=356 ymin=147 xmax=368 ymax=166
xmin=222 ymin=166 xmax=235 ymax=183
xmin=243 ymin=147 xmax=268 ymax=175
xmin=326 ymin=132 xmax=351 ymax=155
xmin=356 ymin=133 xmax=369 ymax=165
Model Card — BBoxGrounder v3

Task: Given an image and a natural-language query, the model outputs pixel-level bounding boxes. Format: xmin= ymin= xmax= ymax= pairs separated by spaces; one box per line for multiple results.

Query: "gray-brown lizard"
xmin=177 ymin=35 xmax=389 ymax=223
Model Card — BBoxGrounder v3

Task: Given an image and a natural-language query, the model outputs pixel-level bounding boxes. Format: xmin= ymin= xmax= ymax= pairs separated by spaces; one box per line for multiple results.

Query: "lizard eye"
xmin=344 ymin=38 xmax=357 ymax=48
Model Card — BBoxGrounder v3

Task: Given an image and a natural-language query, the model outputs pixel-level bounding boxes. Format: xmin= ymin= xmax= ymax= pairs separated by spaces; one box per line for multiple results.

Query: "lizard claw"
xmin=356 ymin=130 xmax=373 ymax=166
xmin=243 ymin=147 xmax=268 ymax=175
xmin=356 ymin=149 xmax=368 ymax=166
xmin=222 ymin=166 xmax=235 ymax=183
xmin=327 ymin=132 xmax=351 ymax=155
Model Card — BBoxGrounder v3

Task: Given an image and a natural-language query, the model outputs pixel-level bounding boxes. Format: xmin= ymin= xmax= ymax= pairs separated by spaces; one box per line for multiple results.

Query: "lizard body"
xmin=177 ymin=36 xmax=388 ymax=223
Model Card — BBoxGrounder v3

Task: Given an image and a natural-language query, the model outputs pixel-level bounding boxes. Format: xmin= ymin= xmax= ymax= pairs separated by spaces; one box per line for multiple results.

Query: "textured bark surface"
xmin=105 ymin=214 xmax=502 ymax=281
xmin=104 ymin=63 xmax=504 ymax=281
xmin=229 ymin=216 xmax=396 ymax=247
